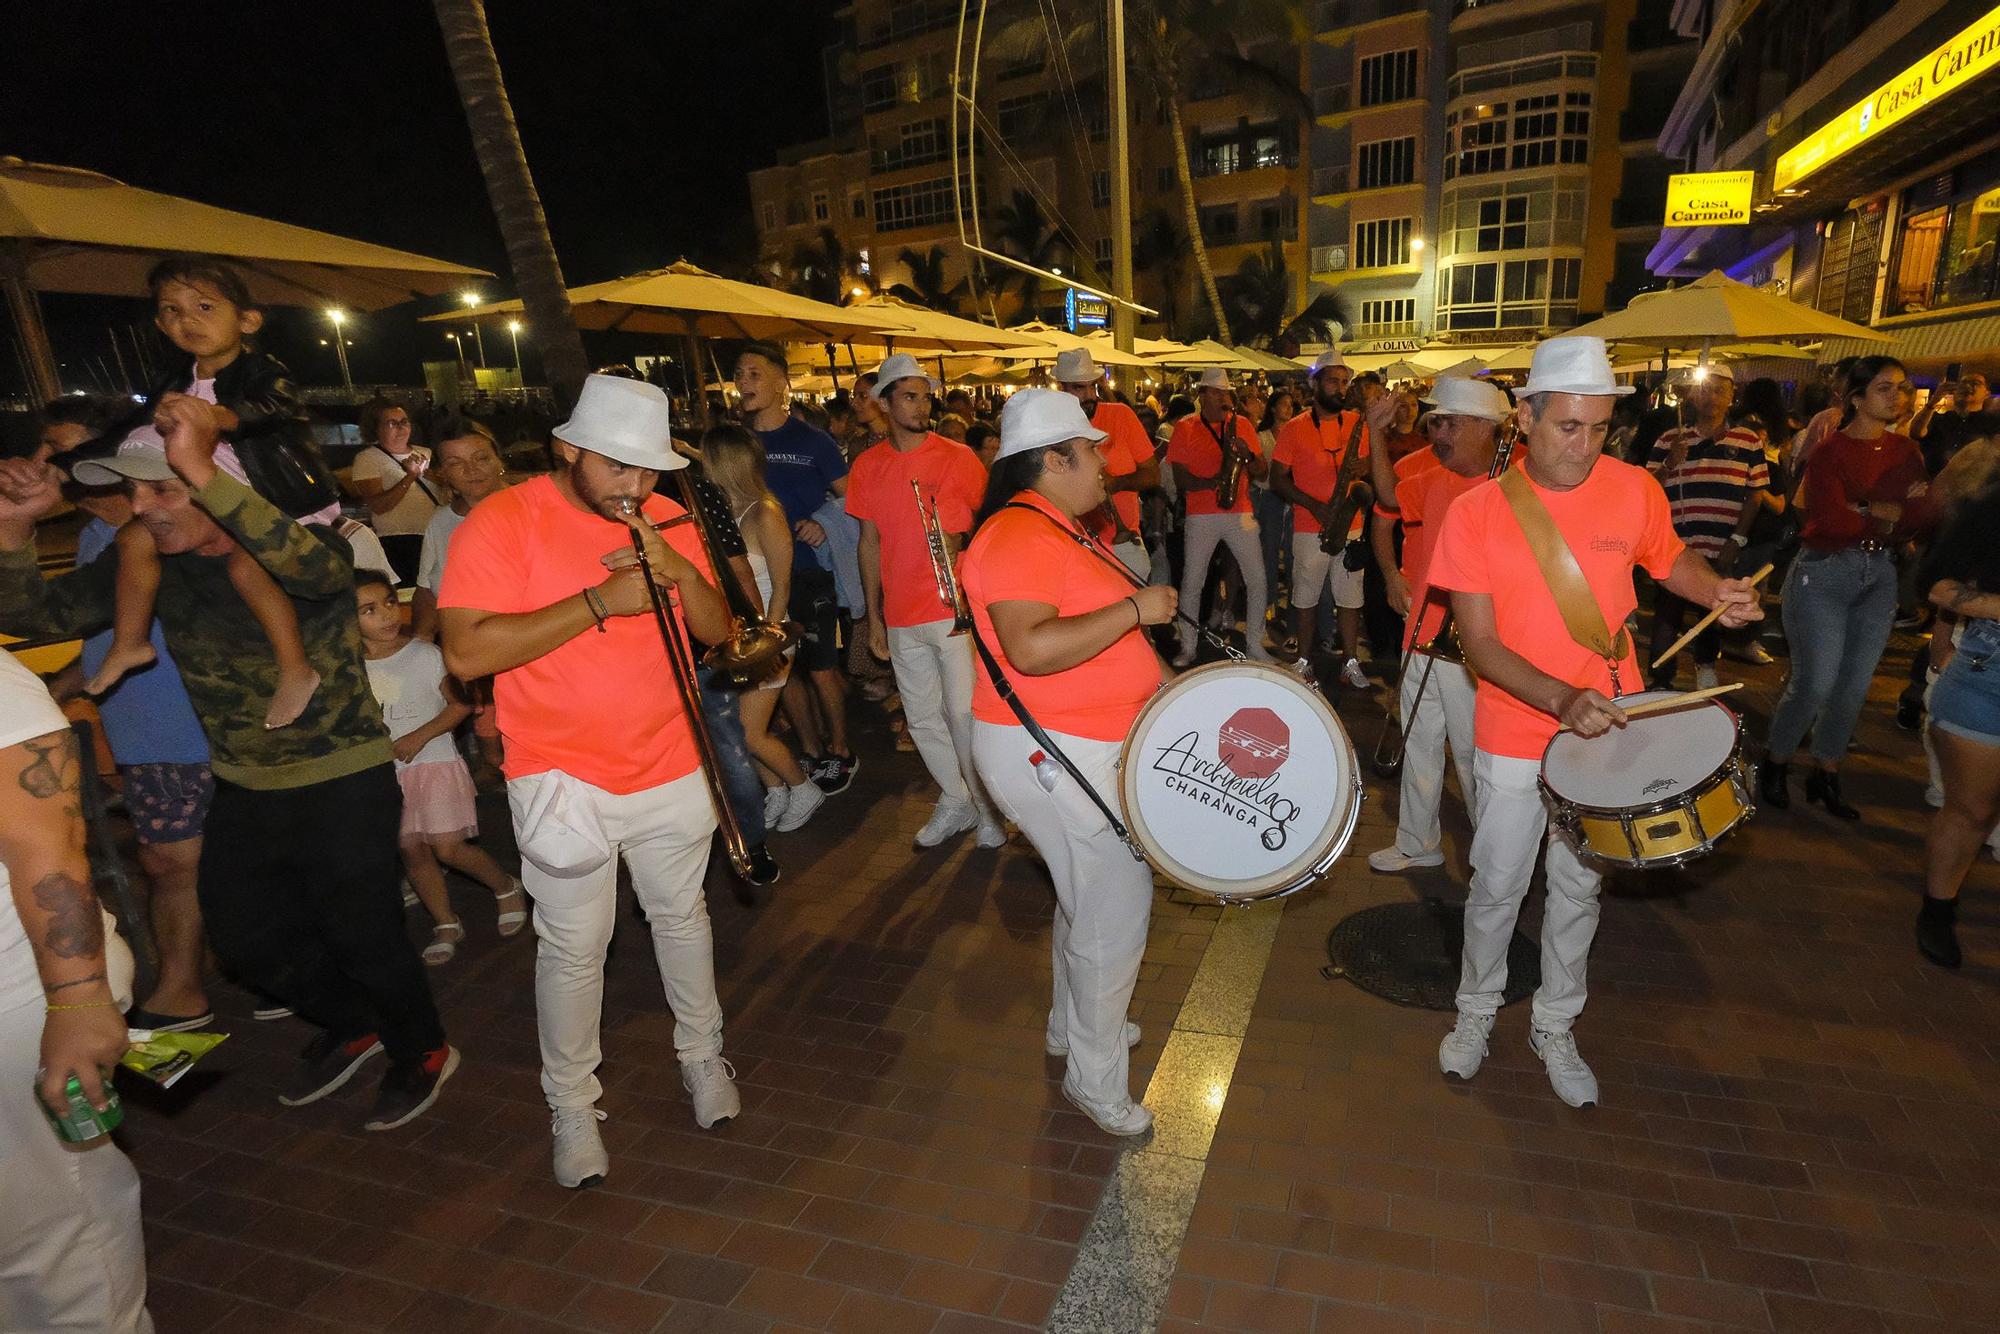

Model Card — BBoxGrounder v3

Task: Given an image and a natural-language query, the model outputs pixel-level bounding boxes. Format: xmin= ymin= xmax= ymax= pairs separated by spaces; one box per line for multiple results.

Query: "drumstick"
xmin=1558 ymin=682 xmax=1742 ymax=733
xmin=1648 ymin=563 xmax=1773 ymax=670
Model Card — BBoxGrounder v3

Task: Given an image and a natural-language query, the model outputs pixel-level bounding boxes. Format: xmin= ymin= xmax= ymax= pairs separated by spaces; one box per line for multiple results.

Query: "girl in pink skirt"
xmin=355 ymin=570 xmax=526 ymax=963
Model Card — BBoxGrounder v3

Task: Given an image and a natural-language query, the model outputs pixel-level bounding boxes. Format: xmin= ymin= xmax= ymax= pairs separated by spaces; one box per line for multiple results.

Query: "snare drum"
xmin=1119 ymin=661 xmax=1364 ymax=903
xmin=1539 ymin=690 xmax=1754 ymax=869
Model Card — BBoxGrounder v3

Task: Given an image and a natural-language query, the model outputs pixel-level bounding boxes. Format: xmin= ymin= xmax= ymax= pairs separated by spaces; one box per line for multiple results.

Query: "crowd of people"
xmin=0 ymin=252 xmax=1996 ymax=1330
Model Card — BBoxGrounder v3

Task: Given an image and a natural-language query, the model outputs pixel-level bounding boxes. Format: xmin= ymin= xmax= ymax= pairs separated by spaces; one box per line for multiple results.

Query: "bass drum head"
xmin=1120 ymin=660 xmax=1361 ymax=904
xmin=1540 ymin=690 xmax=1741 ymax=810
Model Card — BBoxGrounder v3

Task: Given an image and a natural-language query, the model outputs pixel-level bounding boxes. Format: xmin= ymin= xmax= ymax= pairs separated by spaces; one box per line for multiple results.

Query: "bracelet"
xmin=1125 ymin=595 xmax=1140 ymax=626
xmin=583 ymin=587 xmax=609 ymax=631
xmin=46 ymin=1000 xmax=120 ymax=1012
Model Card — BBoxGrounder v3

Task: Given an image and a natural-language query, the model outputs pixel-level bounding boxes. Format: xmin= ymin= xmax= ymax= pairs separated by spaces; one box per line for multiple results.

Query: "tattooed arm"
xmin=0 ymin=725 xmax=128 ymax=1113
xmin=1929 ymin=579 xmax=2000 ymax=621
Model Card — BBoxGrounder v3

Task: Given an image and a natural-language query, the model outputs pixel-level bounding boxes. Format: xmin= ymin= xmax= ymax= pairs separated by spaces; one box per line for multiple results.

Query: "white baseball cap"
xmin=1052 ymin=348 xmax=1103 ymax=385
xmin=1308 ymin=350 xmax=1347 ymax=378
xmin=1195 ymin=367 xmax=1233 ymax=392
xmin=1427 ymin=377 xmax=1512 ymax=422
xmin=1519 ymin=336 xmax=1634 ymax=398
xmin=996 ymin=388 xmax=1108 ymax=461
xmin=554 ymin=374 xmax=685 ymax=470
xmin=68 ymin=422 xmax=252 ymax=488
xmin=869 ymin=353 xmax=942 ymax=400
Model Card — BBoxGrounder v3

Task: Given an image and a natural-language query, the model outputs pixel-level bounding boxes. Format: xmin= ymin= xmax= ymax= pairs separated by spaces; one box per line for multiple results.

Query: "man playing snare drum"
xmin=1425 ymin=338 xmax=1761 ymax=1107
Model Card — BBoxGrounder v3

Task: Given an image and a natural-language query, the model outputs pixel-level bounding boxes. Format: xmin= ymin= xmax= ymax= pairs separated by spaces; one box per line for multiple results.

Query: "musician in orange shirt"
xmin=1052 ymin=349 xmax=1159 ymax=580
xmin=1165 ymin=368 xmax=1270 ymax=667
xmin=1272 ymin=351 xmax=1372 ymax=688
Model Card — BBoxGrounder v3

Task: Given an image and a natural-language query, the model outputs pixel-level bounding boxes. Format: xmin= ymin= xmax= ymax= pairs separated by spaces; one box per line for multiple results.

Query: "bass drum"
xmin=1119 ymin=660 xmax=1364 ymax=904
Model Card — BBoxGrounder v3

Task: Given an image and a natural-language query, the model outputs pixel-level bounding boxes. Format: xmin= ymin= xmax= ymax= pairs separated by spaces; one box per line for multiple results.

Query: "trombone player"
xmin=438 ymin=374 xmax=743 ymax=1191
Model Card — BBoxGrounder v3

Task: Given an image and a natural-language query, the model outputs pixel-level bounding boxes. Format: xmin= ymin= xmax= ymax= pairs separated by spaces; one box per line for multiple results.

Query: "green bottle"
xmin=42 ymin=1072 xmax=123 ymax=1143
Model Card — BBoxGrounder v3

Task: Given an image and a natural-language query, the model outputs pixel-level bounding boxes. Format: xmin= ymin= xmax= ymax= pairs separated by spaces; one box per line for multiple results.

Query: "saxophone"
xmin=913 ymin=480 xmax=974 ymax=635
xmin=1213 ymin=419 xmax=1247 ymax=509
xmin=1318 ymin=409 xmax=1376 ymax=555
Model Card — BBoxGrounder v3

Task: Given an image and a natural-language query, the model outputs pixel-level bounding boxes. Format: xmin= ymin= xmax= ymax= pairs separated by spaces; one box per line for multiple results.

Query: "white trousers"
xmin=1393 ymin=654 xmax=1478 ymax=857
xmin=516 ymin=769 xmax=723 ymax=1108
xmin=888 ymin=620 xmax=989 ymax=811
xmin=1457 ymin=749 xmax=1601 ymax=1033
xmin=1110 ymin=538 xmax=1152 ymax=583
xmin=1178 ymin=511 xmax=1268 ymax=659
xmin=973 ymin=722 xmax=1153 ymax=1106
xmin=0 ymin=990 xmax=152 ymax=1332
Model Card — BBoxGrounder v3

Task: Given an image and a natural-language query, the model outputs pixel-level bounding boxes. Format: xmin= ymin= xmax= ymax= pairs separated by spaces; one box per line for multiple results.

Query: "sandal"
xmin=423 ymin=921 xmax=465 ymax=966
xmin=495 ymin=879 xmax=529 ymax=939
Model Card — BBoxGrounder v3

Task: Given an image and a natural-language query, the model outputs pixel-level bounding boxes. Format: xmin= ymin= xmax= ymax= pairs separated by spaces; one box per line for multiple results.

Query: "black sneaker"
xmin=1896 ymin=693 xmax=1924 ymax=732
xmin=124 ymin=1005 xmax=214 ymax=1033
xmin=278 ymin=1031 xmax=383 ymax=1106
xmin=745 ymin=845 xmax=781 ymax=886
xmin=363 ymin=1045 xmax=460 ymax=1131
xmin=811 ymin=752 xmax=858 ymax=794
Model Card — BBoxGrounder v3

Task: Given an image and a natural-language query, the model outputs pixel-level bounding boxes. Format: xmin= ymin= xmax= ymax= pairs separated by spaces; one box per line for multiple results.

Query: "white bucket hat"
xmin=1308 ymin=349 xmax=1347 ymax=379
xmin=554 ymin=374 xmax=685 ymax=470
xmin=1195 ymin=367 xmax=1233 ymax=392
xmin=1052 ymin=348 xmax=1102 ymax=385
xmin=1427 ymin=377 xmax=1512 ymax=422
xmin=996 ymin=388 xmax=1107 ymax=461
xmin=1519 ymin=336 xmax=1635 ymax=398
xmin=870 ymin=352 xmax=942 ymax=400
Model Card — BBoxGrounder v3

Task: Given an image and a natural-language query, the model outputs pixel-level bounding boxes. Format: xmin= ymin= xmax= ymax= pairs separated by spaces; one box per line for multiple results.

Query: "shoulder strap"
xmin=1495 ymin=469 xmax=1628 ymax=662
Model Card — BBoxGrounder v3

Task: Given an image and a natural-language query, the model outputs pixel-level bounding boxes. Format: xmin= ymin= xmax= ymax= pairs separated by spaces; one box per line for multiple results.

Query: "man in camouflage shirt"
xmin=0 ymin=393 xmax=455 ymax=1132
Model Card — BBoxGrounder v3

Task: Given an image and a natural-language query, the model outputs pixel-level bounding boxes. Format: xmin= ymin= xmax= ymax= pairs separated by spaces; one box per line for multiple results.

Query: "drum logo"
xmin=1150 ymin=707 xmax=1302 ymax=851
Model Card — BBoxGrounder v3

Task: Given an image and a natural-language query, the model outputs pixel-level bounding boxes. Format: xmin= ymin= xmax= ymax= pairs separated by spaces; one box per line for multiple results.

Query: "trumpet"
xmin=636 ymin=478 xmax=800 ymax=689
xmin=913 ymin=479 xmax=974 ymax=635
xmin=618 ymin=497 xmax=756 ymax=880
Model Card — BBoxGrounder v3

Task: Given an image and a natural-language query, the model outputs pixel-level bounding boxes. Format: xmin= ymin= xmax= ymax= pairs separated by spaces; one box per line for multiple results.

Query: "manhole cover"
xmin=1324 ymin=900 xmax=1540 ymax=1011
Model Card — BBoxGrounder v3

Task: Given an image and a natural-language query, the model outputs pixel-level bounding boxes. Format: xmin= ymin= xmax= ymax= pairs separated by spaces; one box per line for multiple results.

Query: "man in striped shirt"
xmin=1645 ymin=366 xmax=1768 ymax=690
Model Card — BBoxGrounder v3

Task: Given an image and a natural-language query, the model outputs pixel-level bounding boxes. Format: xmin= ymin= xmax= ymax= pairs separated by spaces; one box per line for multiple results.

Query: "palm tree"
xmin=1132 ymin=209 xmax=1188 ymax=338
xmin=1222 ymin=241 xmax=1345 ymax=354
xmin=888 ymin=245 xmax=968 ymax=315
xmin=789 ymin=227 xmax=855 ymax=306
xmin=431 ymin=0 xmax=589 ymax=408
xmin=990 ymin=190 xmax=1073 ymax=319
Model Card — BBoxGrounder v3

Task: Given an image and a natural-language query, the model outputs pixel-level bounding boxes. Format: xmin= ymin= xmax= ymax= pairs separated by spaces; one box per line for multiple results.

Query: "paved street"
xmin=132 ymin=632 xmax=1999 ymax=1333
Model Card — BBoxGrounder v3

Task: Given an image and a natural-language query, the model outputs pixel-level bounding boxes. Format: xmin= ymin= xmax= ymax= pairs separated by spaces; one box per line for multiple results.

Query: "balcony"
xmin=857 ymin=1 xmax=957 ymax=52
xmin=1316 ymin=0 xmax=1425 ymax=32
xmin=1349 ymin=319 xmax=1421 ymax=340
xmin=1311 ymin=244 xmax=1349 ymax=274
xmin=1314 ymin=85 xmax=1351 ymax=119
xmin=1446 ymin=53 xmax=1596 ymax=102
xmin=1312 ymin=164 xmax=1349 ymax=198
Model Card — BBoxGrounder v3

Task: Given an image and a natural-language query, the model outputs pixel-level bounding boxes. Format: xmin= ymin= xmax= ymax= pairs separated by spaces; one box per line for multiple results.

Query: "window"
xmin=1358 ymin=49 xmax=1419 ymax=106
xmin=1251 ymin=197 xmax=1294 ymax=241
xmin=857 ymin=248 xmax=872 ymax=276
xmin=1353 ymin=217 xmax=1412 ymax=269
xmin=873 ymin=177 xmax=967 ymax=232
xmin=760 ymin=201 xmax=778 ymax=232
xmin=1095 ymin=237 xmax=1114 ymax=267
xmin=1156 ymin=166 xmax=1173 ymax=193
xmin=1087 ymin=106 xmax=1108 ymax=142
xmin=1357 ymin=298 xmax=1416 ymax=333
xmin=997 ymin=93 xmax=1047 ymax=140
xmin=1092 ymin=170 xmax=1111 ymax=208
xmin=812 ymin=191 xmax=830 ymax=223
xmin=1445 ymin=92 xmax=1592 ymax=180
xmin=1356 ymin=136 xmax=1417 ymax=190
xmin=862 ymin=65 xmax=898 ymax=112
xmin=1437 ymin=256 xmax=1581 ymax=331
xmin=1202 ymin=140 xmax=1242 ymax=176
xmin=850 ymin=187 xmax=867 ymax=219
xmin=1440 ymin=180 xmax=1585 ymax=256
xmin=1200 ymin=204 xmax=1240 ymax=244
xmin=861 ymin=54 xmax=949 ymax=111
xmin=1887 ymin=186 xmax=2000 ymax=316
xmin=1196 ymin=123 xmax=1294 ymax=177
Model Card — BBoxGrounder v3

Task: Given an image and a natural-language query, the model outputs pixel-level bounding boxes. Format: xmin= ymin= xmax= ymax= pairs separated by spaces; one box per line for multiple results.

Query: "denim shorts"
xmin=1932 ymin=619 xmax=2000 ymax=747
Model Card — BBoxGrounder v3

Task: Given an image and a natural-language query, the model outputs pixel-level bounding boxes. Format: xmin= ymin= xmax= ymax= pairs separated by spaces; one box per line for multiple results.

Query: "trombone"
xmin=913 ymin=479 xmax=974 ymax=635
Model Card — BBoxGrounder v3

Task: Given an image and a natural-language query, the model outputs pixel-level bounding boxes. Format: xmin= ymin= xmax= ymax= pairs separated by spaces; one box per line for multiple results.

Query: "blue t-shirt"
xmin=75 ymin=519 xmax=210 ymax=766
xmin=758 ymin=418 xmax=849 ymax=570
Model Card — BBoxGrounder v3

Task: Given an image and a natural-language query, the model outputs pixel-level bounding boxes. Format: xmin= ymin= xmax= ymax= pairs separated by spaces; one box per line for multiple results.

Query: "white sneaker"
xmin=1694 ymin=664 xmax=1720 ymax=692
xmin=551 ymin=1106 xmax=609 ymax=1188
xmin=1339 ymin=658 xmax=1370 ymax=690
xmin=1170 ymin=650 xmax=1195 ymax=670
xmin=1438 ymin=1011 xmax=1494 ymax=1081
xmin=1291 ymin=657 xmax=1316 ymax=684
xmin=681 ymin=1056 xmax=741 ymax=1129
xmin=1060 ymin=1076 xmax=1154 ymax=1137
xmin=762 ymin=785 xmax=790 ymax=827
xmin=1369 ymin=845 xmax=1445 ymax=873
xmin=1529 ymin=1026 xmax=1599 ymax=1107
xmin=975 ymin=814 xmax=1008 ymax=849
xmin=914 ymin=798 xmax=978 ymax=849
xmin=1046 ymin=1020 xmax=1142 ymax=1056
xmin=775 ymin=781 xmax=825 ymax=832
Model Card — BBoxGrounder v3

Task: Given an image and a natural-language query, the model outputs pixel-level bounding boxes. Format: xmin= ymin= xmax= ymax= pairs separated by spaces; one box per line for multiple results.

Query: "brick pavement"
xmin=122 ymin=631 xmax=2000 ymax=1332
xmin=1164 ymin=634 xmax=2000 ymax=1334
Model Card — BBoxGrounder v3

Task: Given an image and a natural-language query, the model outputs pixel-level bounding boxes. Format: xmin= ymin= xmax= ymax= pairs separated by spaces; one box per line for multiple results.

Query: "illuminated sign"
xmin=1774 ymin=5 xmax=2000 ymax=193
xmin=1664 ymin=171 xmax=1755 ymax=226
xmin=1065 ymin=289 xmax=1109 ymax=331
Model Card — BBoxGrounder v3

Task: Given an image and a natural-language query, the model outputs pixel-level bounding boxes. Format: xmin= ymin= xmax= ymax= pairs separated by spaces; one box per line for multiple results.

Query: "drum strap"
xmin=1496 ymin=469 xmax=1629 ymax=688
xmin=967 ymin=623 xmax=1146 ymax=860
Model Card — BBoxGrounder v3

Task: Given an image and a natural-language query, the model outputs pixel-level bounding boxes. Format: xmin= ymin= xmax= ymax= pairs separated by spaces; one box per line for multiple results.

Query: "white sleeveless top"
xmin=738 ymin=501 xmax=774 ymax=611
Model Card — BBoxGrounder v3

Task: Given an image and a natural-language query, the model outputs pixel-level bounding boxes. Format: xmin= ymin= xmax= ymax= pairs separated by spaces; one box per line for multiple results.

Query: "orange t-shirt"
xmin=961 ymin=489 xmax=1161 ymax=741
xmin=846 ymin=432 xmax=989 ymax=629
xmin=436 ymin=474 xmax=713 ymax=794
xmin=1091 ymin=400 xmax=1151 ymax=537
xmin=1426 ymin=457 xmax=1684 ymax=759
xmin=1397 ymin=454 xmax=1488 ymax=651
xmin=1166 ymin=412 xmax=1257 ymax=516
xmin=1273 ymin=407 xmax=1370 ymax=537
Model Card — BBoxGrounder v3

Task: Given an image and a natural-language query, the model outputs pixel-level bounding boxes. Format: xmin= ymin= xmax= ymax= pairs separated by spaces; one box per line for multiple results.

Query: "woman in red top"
xmin=961 ymin=390 xmax=1177 ymax=1138
xmin=1763 ymin=357 xmax=1933 ymax=819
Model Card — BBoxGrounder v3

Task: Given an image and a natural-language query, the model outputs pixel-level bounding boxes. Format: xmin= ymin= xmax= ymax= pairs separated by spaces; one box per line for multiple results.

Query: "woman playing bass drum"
xmin=959 ymin=390 xmax=1178 ymax=1138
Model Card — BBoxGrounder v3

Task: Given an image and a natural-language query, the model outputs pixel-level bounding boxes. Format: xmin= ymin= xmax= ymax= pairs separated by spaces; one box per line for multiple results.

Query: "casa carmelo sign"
xmin=1664 ymin=171 xmax=1754 ymax=226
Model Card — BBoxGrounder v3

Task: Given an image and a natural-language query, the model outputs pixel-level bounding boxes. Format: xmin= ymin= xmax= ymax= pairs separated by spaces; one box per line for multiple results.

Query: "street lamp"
xmin=445 ymin=331 xmax=468 ymax=377
xmin=325 ymin=309 xmax=353 ymax=392
xmin=460 ymin=292 xmax=488 ymax=368
xmin=507 ymin=320 xmax=524 ymax=375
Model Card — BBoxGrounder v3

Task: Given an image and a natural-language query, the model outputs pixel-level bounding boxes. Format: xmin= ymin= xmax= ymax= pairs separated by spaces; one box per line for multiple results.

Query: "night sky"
xmin=3 ymin=1 xmax=840 ymax=394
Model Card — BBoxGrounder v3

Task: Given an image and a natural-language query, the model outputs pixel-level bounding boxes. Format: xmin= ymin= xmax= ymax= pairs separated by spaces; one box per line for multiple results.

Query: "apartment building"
xmin=1651 ymin=0 xmax=2000 ymax=374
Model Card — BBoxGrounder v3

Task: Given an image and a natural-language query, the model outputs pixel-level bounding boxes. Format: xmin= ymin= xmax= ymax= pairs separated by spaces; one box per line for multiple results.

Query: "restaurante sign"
xmin=1664 ymin=172 xmax=1754 ymax=226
